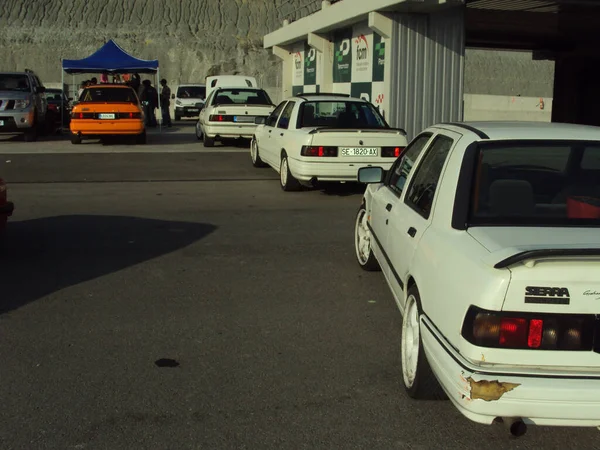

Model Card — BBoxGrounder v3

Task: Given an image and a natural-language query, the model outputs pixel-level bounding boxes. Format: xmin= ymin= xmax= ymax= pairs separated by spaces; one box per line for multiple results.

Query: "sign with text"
xmin=372 ymin=32 xmax=385 ymax=82
xmin=333 ymin=28 xmax=352 ymax=83
xmin=304 ymin=42 xmax=317 ymax=86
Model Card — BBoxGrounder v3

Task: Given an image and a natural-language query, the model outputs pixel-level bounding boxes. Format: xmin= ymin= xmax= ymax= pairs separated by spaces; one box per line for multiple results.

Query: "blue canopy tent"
xmin=61 ymin=40 xmax=162 ymax=130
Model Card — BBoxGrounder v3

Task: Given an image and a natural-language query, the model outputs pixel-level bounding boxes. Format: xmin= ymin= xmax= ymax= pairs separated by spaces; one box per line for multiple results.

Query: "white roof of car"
xmin=293 ymin=94 xmax=366 ymax=102
xmin=436 ymin=121 xmax=600 ymax=141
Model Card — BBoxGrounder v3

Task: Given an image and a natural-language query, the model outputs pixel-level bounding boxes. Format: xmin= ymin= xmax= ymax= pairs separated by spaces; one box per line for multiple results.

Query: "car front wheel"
xmin=251 ymin=138 xmax=266 ymax=168
xmin=401 ymin=286 xmax=446 ymax=400
xmin=354 ymin=205 xmax=380 ymax=271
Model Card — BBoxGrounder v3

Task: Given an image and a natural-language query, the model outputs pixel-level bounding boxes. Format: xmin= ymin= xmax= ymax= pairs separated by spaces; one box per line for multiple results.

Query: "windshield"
xmin=176 ymin=86 xmax=206 ymax=99
xmin=0 ymin=74 xmax=31 ymax=92
xmin=212 ymin=89 xmax=272 ymax=106
xmin=469 ymin=141 xmax=600 ymax=226
xmin=299 ymin=101 xmax=388 ymax=128
xmin=79 ymin=87 xmax=138 ymax=103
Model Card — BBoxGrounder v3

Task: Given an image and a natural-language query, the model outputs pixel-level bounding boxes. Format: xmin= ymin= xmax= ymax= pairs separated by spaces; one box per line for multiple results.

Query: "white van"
xmin=205 ymin=75 xmax=257 ymax=100
xmin=172 ymin=84 xmax=206 ymax=121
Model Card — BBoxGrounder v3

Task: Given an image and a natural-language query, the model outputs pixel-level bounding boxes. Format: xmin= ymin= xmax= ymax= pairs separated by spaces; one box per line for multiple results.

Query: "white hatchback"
xmin=251 ymin=93 xmax=408 ymax=191
xmin=355 ymin=121 xmax=600 ymax=436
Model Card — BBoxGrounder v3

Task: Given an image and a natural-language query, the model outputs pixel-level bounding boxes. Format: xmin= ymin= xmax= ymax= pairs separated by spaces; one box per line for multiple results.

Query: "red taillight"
xmin=300 ymin=145 xmax=338 ymax=157
xmin=209 ymin=114 xmax=233 ymax=122
xmin=382 ymin=146 xmax=405 ymax=157
xmin=463 ymin=306 xmax=595 ymax=351
xmin=73 ymin=112 xmax=83 ymax=119
xmin=47 ymin=104 xmax=58 ymax=111
xmin=528 ymin=319 xmax=543 ymax=348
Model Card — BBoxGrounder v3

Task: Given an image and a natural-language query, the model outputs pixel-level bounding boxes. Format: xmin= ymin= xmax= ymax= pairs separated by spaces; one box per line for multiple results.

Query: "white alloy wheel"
xmin=401 ymin=294 xmax=420 ymax=389
xmin=280 ymin=157 xmax=288 ymax=186
xmin=354 ymin=206 xmax=379 ymax=271
xmin=251 ymin=139 xmax=258 ymax=163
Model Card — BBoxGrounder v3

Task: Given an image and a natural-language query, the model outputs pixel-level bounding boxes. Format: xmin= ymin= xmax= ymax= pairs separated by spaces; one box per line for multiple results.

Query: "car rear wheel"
xmin=279 ymin=154 xmax=301 ymax=192
xmin=136 ymin=130 xmax=147 ymax=145
xmin=70 ymin=132 xmax=81 ymax=145
xmin=203 ymin=133 xmax=215 ymax=147
xmin=354 ymin=205 xmax=380 ymax=271
xmin=401 ymin=286 xmax=446 ymax=400
xmin=175 ymin=114 xmax=181 ymax=121
xmin=251 ymin=138 xmax=266 ymax=168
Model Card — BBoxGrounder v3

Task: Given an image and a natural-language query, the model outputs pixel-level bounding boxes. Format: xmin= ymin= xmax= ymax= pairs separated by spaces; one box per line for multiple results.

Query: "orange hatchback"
xmin=70 ymin=84 xmax=146 ymax=144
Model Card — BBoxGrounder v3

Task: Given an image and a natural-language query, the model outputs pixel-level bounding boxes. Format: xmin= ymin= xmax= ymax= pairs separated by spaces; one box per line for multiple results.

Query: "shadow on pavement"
xmin=0 ymin=215 xmax=217 ymax=315
xmin=316 ymin=182 xmax=366 ymax=197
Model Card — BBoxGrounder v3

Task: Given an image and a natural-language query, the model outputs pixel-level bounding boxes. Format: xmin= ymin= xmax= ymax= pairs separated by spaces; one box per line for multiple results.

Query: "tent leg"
xmin=60 ymin=70 xmax=64 ymax=134
xmin=157 ymin=68 xmax=162 ymax=133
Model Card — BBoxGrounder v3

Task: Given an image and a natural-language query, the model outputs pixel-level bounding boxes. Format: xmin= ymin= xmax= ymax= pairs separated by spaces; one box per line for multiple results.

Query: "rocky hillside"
xmin=0 ymin=0 xmax=319 ymax=99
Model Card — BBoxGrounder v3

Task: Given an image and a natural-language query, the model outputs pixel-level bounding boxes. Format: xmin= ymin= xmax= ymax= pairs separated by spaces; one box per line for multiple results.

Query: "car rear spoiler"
xmin=308 ymin=127 xmax=407 ymax=135
xmin=494 ymin=248 xmax=600 ymax=269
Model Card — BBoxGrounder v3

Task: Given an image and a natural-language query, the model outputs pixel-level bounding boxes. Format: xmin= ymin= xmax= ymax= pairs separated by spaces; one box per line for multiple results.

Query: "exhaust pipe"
xmin=500 ymin=417 xmax=527 ymax=437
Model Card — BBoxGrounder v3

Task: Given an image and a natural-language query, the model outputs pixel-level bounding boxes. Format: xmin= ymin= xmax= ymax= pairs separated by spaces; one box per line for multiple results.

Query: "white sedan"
xmin=355 ymin=121 xmax=600 ymax=436
xmin=251 ymin=93 xmax=408 ymax=191
xmin=196 ymin=87 xmax=275 ymax=147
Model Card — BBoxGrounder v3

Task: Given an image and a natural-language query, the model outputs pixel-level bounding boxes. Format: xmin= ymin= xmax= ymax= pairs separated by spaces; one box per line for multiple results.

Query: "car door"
xmin=259 ymin=101 xmax=287 ymax=167
xmin=386 ymin=131 xmax=459 ymax=307
xmin=368 ymin=133 xmax=433 ymax=281
xmin=273 ymin=101 xmax=296 ymax=158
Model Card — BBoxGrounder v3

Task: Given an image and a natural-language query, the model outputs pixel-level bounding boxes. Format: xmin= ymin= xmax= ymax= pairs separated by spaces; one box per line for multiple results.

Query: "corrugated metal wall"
xmin=389 ymin=8 xmax=465 ymax=140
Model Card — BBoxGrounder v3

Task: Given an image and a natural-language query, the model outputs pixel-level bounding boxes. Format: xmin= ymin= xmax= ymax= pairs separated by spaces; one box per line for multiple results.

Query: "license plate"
xmin=234 ymin=116 xmax=255 ymax=123
xmin=340 ymin=147 xmax=379 ymax=156
xmin=98 ymin=113 xmax=115 ymax=119
xmin=0 ymin=120 xmax=4 ymax=126
xmin=187 ymin=108 xmax=199 ymax=112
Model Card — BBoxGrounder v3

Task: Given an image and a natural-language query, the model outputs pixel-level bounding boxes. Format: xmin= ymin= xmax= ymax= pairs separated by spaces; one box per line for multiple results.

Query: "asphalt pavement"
xmin=0 ymin=124 xmax=598 ymax=449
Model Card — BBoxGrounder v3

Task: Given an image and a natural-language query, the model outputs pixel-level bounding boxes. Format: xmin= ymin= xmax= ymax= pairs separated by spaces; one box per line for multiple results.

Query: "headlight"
xmin=175 ymin=100 xmax=182 ymax=106
xmin=14 ymin=99 xmax=31 ymax=109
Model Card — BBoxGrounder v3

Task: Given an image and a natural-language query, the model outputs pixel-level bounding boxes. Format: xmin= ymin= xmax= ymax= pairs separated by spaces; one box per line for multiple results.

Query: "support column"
xmin=369 ymin=11 xmax=393 ymax=120
xmin=308 ymin=32 xmax=333 ymax=93
xmin=273 ymin=45 xmax=293 ymax=101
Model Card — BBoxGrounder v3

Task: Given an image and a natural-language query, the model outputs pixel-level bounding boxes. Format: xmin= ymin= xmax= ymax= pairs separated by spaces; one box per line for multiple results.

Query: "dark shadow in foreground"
xmin=0 ymin=215 xmax=217 ymax=315
xmin=316 ymin=181 xmax=367 ymax=197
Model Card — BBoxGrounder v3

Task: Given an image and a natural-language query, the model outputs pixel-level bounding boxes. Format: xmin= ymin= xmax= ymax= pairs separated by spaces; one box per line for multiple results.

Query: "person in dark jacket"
xmin=140 ymin=80 xmax=158 ymax=127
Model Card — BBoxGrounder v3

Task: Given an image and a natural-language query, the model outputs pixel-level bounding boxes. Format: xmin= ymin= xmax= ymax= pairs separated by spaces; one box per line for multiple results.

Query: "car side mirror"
xmin=255 ymin=116 xmax=266 ymax=125
xmin=358 ymin=167 xmax=384 ymax=184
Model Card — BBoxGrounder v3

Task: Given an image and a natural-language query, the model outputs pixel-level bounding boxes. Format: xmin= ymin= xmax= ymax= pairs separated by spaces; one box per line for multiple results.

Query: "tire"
xmin=195 ymin=123 xmax=203 ymax=140
xmin=23 ymin=126 xmax=38 ymax=142
xmin=174 ymin=114 xmax=181 ymax=121
xmin=279 ymin=154 xmax=301 ymax=192
xmin=203 ymin=133 xmax=215 ymax=147
xmin=401 ymin=286 xmax=446 ymax=400
xmin=250 ymin=138 xmax=266 ymax=168
xmin=136 ymin=130 xmax=147 ymax=144
xmin=70 ymin=133 xmax=81 ymax=145
xmin=354 ymin=205 xmax=380 ymax=271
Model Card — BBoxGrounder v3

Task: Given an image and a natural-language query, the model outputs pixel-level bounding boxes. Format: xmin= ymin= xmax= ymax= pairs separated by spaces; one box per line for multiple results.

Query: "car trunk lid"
xmin=210 ymin=105 xmax=273 ymax=124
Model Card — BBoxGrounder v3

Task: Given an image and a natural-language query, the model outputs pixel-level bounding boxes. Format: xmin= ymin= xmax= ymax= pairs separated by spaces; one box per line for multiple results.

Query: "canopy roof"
xmin=62 ymin=39 xmax=159 ymax=74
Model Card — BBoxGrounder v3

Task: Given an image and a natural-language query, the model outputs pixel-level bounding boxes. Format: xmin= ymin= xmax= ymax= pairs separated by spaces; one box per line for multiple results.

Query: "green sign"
xmin=304 ymin=42 xmax=317 ymax=86
xmin=351 ymin=82 xmax=372 ymax=103
xmin=372 ymin=33 xmax=385 ymax=82
xmin=333 ymin=28 xmax=352 ymax=83
xmin=292 ymin=85 xmax=304 ymax=96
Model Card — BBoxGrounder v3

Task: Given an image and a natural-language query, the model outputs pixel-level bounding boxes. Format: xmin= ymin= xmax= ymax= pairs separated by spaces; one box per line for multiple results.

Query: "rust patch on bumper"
xmin=467 ymin=377 xmax=520 ymax=402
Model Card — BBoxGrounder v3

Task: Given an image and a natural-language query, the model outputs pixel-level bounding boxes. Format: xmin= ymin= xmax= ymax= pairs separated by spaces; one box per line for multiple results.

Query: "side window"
xmin=266 ymin=101 xmax=287 ymax=127
xmin=581 ymin=146 xmax=600 ymax=170
xmin=404 ymin=135 xmax=454 ymax=219
xmin=387 ymin=133 xmax=432 ymax=196
xmin=277 ymin=101 xmax=295 ymax=129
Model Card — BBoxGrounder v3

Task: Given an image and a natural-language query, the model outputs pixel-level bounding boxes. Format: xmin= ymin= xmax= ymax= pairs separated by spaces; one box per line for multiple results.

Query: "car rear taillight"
xmin=462 ymin=306 xmax=595 ymax=350
xmin=72 ymin=112 xmax=94 ymax=119
xmin=119 ymin=112 xmax=142 ymax=119
xmin=209 ymin=114 xmax=233 ymax=122
xmin=47 ymin=104 xmax=58 ymax=111
xmin=72 ymin=112 xmax=83 ymax=119
xmin=381 ymin=146 xmax=405 ymax=157
xmin=300 ymin=145 xmax=338 ymax=157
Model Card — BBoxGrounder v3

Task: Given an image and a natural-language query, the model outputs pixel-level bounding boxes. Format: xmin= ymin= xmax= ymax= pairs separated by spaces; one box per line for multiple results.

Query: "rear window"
xmin=299 ymin=101 xmax=387 ymax=129
xmin=469 ymin=141 xmax=600 ymax=226
xmin=79 ymin=87 xmax=138 ymax=103
xmin=176 ymin=86 xmax=205 ymax=99
xmin=211 ymin=89 xmax=272 ymax=106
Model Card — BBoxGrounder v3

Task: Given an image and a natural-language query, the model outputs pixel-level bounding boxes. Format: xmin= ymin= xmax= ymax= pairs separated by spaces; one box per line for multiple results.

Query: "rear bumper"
xmin=288 ymin=157 xmax=394 ymax=182
xmin=421 ymin=317 xmax=600 ymax=427
xmin=203 ymin=123 xmax=257 ymax=139
xmin=0 ymin=201 xmax=14 ymax=216
xmin=0 ymin=110 xmax=36 ymax=133
xmin=70 ymin=120 xmax=145 ymax=136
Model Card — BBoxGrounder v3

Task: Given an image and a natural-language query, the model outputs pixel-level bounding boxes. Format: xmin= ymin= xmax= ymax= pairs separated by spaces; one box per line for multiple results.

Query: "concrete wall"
xmin=463 ymin=94 xmax=552 ymax=122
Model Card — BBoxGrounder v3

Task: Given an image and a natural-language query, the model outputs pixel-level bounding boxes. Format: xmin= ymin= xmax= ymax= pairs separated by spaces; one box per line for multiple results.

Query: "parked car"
xmin=0 ymin=178 xmax=14 ymax=234
xmin=354 ymin=121 xmax=600 ymax=436
xmin=173 ymin=84 xmax=205 ymax=121
xmin=251 ymin=93 xmax=408 ymax=191
xmin=0 ymin=69 xmax=48 ymax=141
xmin=196 ymin=86 xmax=275 ymax=147
xmin=45 ymin=88 xmax=71 ymax=128
xmin=205 ymin=75 xmax=257 ymax=100
xmin=69 ymin=84 xmax=146 ymax=145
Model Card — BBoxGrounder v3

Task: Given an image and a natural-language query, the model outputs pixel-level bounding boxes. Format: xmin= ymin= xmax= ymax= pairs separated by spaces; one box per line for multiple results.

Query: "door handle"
xmin=386 ymin=203 xmax=393 ymax=211
xmin=268 ymin=130 xmax=272 ymax=133
xmin=407 ymin=227 xmax=417 ymax=237
xmin=280 ymin=133 xmax=284 ymax=136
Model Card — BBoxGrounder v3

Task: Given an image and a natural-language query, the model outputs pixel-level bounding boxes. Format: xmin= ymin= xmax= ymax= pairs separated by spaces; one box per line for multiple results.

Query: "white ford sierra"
xmin=355 ymin=121 xmax=600 ymax=436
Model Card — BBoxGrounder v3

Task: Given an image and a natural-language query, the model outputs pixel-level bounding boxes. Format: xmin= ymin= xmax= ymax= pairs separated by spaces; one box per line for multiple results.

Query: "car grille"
xmin=0 ymin=100 xmax=16 ymax=111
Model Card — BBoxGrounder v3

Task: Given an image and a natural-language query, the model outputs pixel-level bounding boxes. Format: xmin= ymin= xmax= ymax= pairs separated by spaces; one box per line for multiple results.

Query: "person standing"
xmin=160 ymin=79 xmax=172 ymax=127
